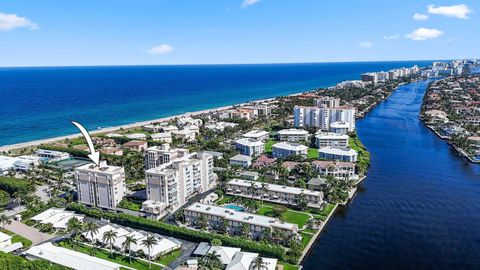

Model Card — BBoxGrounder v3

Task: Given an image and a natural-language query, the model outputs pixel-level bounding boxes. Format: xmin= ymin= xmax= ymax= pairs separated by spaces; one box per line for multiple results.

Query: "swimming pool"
xmin=224 ymin=204 xmax=245 ymax=211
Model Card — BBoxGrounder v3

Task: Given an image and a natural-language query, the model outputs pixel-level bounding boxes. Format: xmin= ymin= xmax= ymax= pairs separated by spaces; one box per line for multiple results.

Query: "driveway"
xmin=5 ymin=220 xmax=53 ymax=245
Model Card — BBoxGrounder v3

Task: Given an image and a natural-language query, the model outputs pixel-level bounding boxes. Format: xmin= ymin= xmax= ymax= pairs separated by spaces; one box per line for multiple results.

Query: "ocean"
xmin=0 ymin=61 xmax=433 ymax=146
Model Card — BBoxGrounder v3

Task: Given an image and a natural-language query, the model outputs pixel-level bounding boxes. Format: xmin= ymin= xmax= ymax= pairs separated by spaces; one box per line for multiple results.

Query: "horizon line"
xmin=0 ymin=58 xmax=463 ymax=69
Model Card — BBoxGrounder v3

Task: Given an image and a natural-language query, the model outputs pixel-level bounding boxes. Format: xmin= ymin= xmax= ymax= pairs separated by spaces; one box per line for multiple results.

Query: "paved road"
xmin=5 ymin=220 xmax=53 ymax=245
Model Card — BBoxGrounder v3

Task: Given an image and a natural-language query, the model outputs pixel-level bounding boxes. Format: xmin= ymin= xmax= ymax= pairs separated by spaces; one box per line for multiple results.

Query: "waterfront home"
xmin=12 ymin=155 xmax=42 ymax=171
xmin=315 ymin=132 xmax=349 ymax=148
xmin=184 ymin=203 xmax=299 ymax=238
xmin=242 ymin=129 xmax=270 ymax=142
xmin=0 ymin=156 xmax=17 ymax=175
xmin=122 ymin=140 xmax=148 ymax=152
xmin=161 ymin=125 xmax=179 ymax=133
xmin=143 ymin=124 xmax=163 ymax=133
xmin=439 ymin=125 xmax=466 ymax=138
xmin=75 ymin=162 xmax=126 ymax=210
xmin=230 ymin=154 xmax=252 ymax=168
xmin=151 ymin=132 xmax=172 ymax=143
xmin=226 ymin=178 xmax=324 ymax=208
xmin=92 ymin=137 xmax=116 ymax=148
xmin=467 ymin=136 xmax=480 ymax=147
xmin=177 ymin=116 xmax=203 ymax=127
xmin=329 ymin=121 xmax=351 ymax=134
xmin=251 ymin=155 xmax=277 ymax=169
xmin=277 ymin=128 xmax=310 ymax=142
xmin=307 ymin=177 xmax=327 ymax=191
xmin=312 ymin=160 xmax=357 ymax=179
xmin=318 ymin=147 xmax=358 ymax=162
xmin=35 ymin=149 xmax=70 ymax=161
xmin=272 ymin=142 xmax=308 ymax=158
xmin=235 ymin=138 xmax=265 ymax=157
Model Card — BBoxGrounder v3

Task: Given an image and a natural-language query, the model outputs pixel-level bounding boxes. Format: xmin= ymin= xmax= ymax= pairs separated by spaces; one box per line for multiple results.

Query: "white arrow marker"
xmin=71 ymin=121 xmax=100 ymax=166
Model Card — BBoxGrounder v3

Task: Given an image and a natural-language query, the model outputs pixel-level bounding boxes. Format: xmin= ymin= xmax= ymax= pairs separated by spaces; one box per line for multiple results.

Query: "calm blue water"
xmin=224 ymin=204 xmax=245 ymax=212
xmin=303 ymin=80 xmax=480 ymax=270
xmin=0 ymin=61 xmax=433 ymax=146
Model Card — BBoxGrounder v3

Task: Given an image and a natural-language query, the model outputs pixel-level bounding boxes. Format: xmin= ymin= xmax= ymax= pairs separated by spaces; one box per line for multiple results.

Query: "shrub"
xmin=0 ymin=176 xmax=32 ymax=195
xmin=67 ymin=203 xmax=286 ymax=260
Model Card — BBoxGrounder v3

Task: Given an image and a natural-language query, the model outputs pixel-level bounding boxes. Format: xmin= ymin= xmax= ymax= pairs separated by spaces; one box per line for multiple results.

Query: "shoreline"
xmin=0 ymin=97 xmax=281 ymax=152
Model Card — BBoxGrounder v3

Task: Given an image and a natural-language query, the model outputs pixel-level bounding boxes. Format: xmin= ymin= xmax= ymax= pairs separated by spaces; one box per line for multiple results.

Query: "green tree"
xmin=210 ymin=238 xmax=222 ymax=246
xmin=241 ymin=223 xmax=250 ymax=237
xmin=122 ymin=235 xmax=138 ymax=263
xmin=199 ymin=250 xmax=222 ymax=270
xmin=84 ymin=221 xmax=99 ymax=244
xmin=0 ymin=190 xmax=10 ymax=209
xmin=0 ymin=214 xmax=11 ymax=229
xmin=252 ymin=256 xmax=268 ymax=270
xmin=141 ymin=234 xmax=158 ymax=269
xmin=66 ymin=217 xmax=83 ymax=250
xmin=102 ymin=229 xmax=118 ymax=258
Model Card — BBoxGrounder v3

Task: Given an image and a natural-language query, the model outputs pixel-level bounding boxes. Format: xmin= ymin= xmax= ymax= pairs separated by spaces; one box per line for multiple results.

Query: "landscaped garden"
xmin=256 ymin=204 xmax=312 ymax=228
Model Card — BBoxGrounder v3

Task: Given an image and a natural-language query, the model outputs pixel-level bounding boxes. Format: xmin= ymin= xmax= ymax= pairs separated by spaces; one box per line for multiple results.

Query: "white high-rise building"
xmin=293 ymin=105 xmax=355 ymax=132
xmin=145 ymin=152 xmax=216 ymax=210
xmin=315 ymin=97 xmax=340 ymax=108
xmin=144 ymin=144 xmax=189 ymax=170
xmin=75 ymin=162 xmax=126 ymax=210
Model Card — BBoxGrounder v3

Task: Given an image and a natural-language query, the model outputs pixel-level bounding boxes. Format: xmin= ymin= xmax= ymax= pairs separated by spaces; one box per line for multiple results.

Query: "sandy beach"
xmin=0 ymin=96 xmax=281 ymax=153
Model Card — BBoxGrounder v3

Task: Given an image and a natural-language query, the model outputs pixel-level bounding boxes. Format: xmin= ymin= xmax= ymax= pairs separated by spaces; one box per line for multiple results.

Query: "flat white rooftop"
xmin=24 ymin=242 xmax=122 ymax=270
xmin=227 ymin=179 xmax=322 ymax=197
xmin=277 ymin=128 xmax=309 ymax=135
xmin=319 ymin=147 xmax=357 ymax=156
xmin=186 ymin=203 xmax=297 ymax=231
xmin=235 ymin=138 xmax=265 ymax=147
xmin=272 ymin=142 xmax=308 ymax=151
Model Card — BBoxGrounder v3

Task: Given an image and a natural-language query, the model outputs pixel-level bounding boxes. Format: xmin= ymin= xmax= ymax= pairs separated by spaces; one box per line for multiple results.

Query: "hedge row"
xmin=67 ymin=203 xmax=286 ymax=260
xmin=0 ymin=176 xmax=32 ymax=195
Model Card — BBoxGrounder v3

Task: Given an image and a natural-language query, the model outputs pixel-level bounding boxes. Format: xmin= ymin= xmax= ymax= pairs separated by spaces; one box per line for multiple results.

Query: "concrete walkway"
xmin=5 ymin=220 xmax=53 ymax=245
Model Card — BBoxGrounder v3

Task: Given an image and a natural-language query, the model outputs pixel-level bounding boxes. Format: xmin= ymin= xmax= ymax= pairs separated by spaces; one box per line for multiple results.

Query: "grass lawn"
xmin=256 ymin=206 xmax=311 ymax=228
xmin=214 ymin=196 xmax=233 ymax=205
xmin=278 ymin=261 xmax=300 ymax=270
xmin=299 ymin=232 xmax=313 ymax=248
xmin=59 ymin=241 xmax=163 ymax=270
xmin=157 ymin=249 xmax=181 ymax=266
xmin=118 ymin=198 xmax=143 ymax=211
xmin=307 ymin=148 xmax=318 ymax=159
xmin=1 ymin=229 xmax=33 ymax=248
xmin=308 ymin=204 xmax=335 ymax=220
xmin=301 ymin=228 xmax=317 ymax=234
xmin=264 ymin=139 xmax=276 ymax=153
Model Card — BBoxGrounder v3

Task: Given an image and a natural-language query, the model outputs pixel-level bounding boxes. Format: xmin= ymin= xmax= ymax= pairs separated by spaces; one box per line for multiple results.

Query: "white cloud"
xmin=383 ymin=34 xmax=400 ymax=40
xmin=241 ymin=0 xmax=260 ymax=9
xmin=0 ymin=12 xmax=37 ymax=31
xmin=406 ymin=28 xmax=443 ymax=41
xmin=413 ymin=13 xmax=429 ymax=21
xmin=359 ymin=41 xmax=373 ymax=48
xmin=148 ymin=44 xmax=173 ymax=55
xmin=427 ymin=4 xmax=473 ymax=19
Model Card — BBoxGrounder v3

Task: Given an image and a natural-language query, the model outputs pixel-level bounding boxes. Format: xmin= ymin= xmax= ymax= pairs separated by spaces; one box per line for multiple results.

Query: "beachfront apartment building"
xmin=226 ymin=179 xmax=324 ymax=208
xmin=75 ymin=162 xmax=126 ymax=210
xmin=144 ymin=144 xmax=189 ymax=170
xmin=172 ymin=128 xmax=197 ymax=142
xmin=35 ymin=149 xmax=70 ymax=161
xmin=312 ymin=160 xmax=357 ymax=179
xmin=293 ymin=105 xmax=355 ymax=132
xmin=272 ymin=142 xmax=308 ymax=158
xmin=235 ymin=138 xmax=265 ymax=157
xmin=319 ymin=147 xmax=358 ymax=162
xmin=145 ymin=152 xmax=216 ymax=211
xmin=184 ymin=203 xmax=298 ymax=238
xmin=151 ymin=132 xmax=172 ymax=143
xmin=242 ymin=130 xmax=270 ymax=142
xmin=277 ymin=128 xmax=310 ymax=142
xmin=315 ymin=132 xmax=349 ymax=148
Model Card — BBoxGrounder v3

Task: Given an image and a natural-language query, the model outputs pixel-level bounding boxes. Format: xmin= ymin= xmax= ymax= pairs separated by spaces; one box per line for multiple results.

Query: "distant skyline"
xmin=0 ymin=1 xmax=478 ymax=67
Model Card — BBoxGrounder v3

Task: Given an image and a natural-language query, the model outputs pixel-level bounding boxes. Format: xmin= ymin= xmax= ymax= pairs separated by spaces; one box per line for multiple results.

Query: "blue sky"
xmin=0 ymin=0 xmax=478 ymax=66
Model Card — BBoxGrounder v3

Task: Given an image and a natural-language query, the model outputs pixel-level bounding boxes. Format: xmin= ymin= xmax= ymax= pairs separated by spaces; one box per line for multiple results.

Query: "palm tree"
xmin=199 ymin=251 xmax=222 ymax=270
xmin=84 ymin=221 xmax=99 ymax=244
xmin=66 ymin=217 xmax=83 ymax=250
xmin=251 ymin=256 xmax=268 ymax=270
xmin=141 ymin=234 xmax=158 ymax=269
xmin=102 ymin=230 xmax=118 ymax=258
xmin=122 ymin=235 xmax=137 ymax=263
xmin=248 ymin=182 xmax=257 ymax=199
xmin=0 ymin=214 xmax=11 ymax=229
